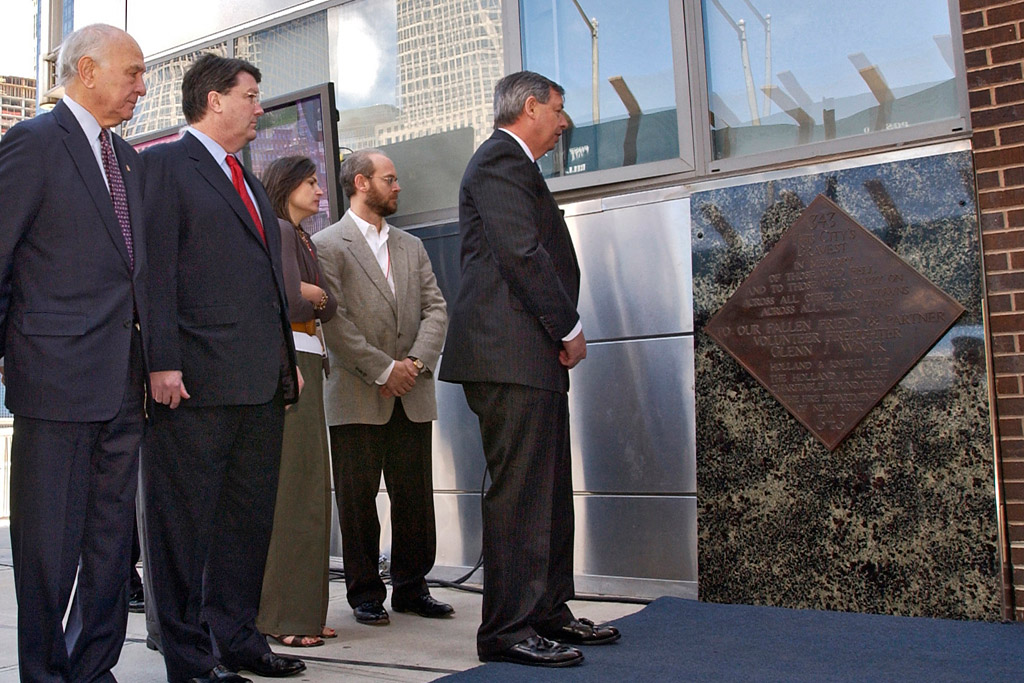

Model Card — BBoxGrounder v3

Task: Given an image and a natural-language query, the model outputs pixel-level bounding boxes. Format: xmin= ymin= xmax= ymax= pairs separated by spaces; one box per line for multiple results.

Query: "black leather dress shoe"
xmin=187 ymin=664 xmax=251 ymax=683
xmin=392 ymin=593 xmax=455 ymax=618
xmin=539 ymin=617 xmax=621 ymax=645
xmin=353 ymin=600 xmax=390 ymax=625
xmin=479 ymin=635 xmax=583 ymax=667
xmin=226 ymin=652 xmax=305 ymax=678
xmin=128 ymin=590 xmax=145 ymax=613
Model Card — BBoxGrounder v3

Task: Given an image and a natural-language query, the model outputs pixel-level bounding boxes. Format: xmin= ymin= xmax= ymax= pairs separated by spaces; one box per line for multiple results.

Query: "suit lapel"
xmin=342 ymin=219 xmax=398 ymax=317
xmin=185 ymin=133 xmax=268 ymax=252
xmin=54 ymin=102 xmax=134 ymax=271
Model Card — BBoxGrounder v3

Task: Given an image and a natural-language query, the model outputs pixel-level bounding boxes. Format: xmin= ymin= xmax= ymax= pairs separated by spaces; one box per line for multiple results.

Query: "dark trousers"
xmin=330 ymin=399 xmax=436 ymax=607
xmin=10 ymin=328 xmax=144 ymax=683
xmin=142 ymin=396 xmax=284 ymax=683
xmin=462 ymin=382 xmax=575 ymax=657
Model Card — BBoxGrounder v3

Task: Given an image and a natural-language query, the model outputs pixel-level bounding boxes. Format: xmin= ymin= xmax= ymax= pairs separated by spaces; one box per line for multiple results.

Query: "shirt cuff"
xmin=375 ymin=360 xmax=396 ymax=385
xmin=562 ymin=320 xmax=583 ymax=343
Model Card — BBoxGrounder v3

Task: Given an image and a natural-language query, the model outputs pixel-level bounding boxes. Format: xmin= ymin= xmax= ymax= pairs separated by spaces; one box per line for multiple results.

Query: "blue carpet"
xmin=439 ymin=597 xmax=1024 ymax=681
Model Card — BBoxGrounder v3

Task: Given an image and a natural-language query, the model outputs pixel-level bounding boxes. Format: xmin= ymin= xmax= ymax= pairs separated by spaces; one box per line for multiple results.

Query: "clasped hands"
xmin=380 ymin=357 xmax=419 ymax=398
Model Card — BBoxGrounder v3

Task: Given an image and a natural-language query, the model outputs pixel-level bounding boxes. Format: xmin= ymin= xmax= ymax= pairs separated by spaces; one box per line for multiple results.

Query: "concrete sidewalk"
xmin=0 ymin=523 xmax=642 ymax=681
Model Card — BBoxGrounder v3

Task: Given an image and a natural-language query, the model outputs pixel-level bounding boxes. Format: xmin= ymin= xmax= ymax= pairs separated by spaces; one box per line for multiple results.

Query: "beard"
xmin=366 ymin=183 xmax=398 ymax=217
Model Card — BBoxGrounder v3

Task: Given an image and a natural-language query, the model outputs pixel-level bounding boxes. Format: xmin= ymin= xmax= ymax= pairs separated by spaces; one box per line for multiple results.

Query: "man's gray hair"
xmin=340 ymin=148 xmax=385 ymax=198
xmin=57 ymin=24 xmax=123 ymax=87
xmin=492 ymin=71 xmax=564 ymax=129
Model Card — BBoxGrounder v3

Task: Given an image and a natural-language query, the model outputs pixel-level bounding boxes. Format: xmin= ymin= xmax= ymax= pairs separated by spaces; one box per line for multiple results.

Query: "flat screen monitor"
xmin=241 ymin=82 xmax=341 ymax=236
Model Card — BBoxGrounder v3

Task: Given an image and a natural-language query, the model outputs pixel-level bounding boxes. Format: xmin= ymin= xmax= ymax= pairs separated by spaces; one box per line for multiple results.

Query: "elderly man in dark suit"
xmin=439 ymin=71 xmax=620 ymax=668
xmin=0 ymin=23 xmax=148 ymax=683
xmin=141 ymin=53 xmax=305 ymax=683
xmin=312 ymin=149 xmax=450 ymax=627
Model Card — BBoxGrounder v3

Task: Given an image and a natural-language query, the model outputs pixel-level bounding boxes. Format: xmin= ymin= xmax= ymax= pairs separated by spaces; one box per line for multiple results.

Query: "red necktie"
xmin=226 ymin=154 xmax=266 ymax=244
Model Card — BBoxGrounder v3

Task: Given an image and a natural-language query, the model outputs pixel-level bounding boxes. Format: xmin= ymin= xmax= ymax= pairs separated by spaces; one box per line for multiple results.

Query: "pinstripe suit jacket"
xmin=312 ymin=212 xmax=447 ymax=425
xmin=439 ymin=130 xmax=580 ymax=393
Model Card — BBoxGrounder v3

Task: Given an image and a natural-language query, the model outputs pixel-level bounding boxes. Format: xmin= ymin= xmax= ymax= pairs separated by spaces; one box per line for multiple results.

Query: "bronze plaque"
xmin=704 ymin=194 xmax=965 ymax=450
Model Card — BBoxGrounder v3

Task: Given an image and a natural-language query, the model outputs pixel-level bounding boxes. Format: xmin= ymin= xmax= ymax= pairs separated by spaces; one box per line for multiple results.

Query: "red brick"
xmin=975 ymin=131 xmax=999 ymax=151
xmin=964 ymin=24 xmax=1019 ymax=50
xmin=1007 ymin=209 xmax=1024 ymax=227
xmin=969 ymin=63 xmax=1024 ymax=89
xmin=993 ymin=41 xmax=1024 ymax=64
xmin=994 ymin=353 xmax=1024 ymax=374
xmin=964 ymin=11 xmax=985 ymax=31
xmin=978 ymin=169 xmax=1001 ymax=189
xmin=1003 ymin=458 xmax=1024 ymax=479
xmin=967 ymin=48 xmax=991 ymax=69
xmin=1011 ymin=250 xmax=1024 ymax=269
xmin=1005 ymin=166 xmax=1024 ymax=185
xmin=999 ymin=375 xmax=1022 ymax=395
xmin=971 ymin=103 xmax=1024 ymax=128
xmin=1006 ymin=481 xmax=1024 ymax=499
xmin=992 ymin=313 xmax=1024 ymax=334
xmin=999 ymin=125 xmax=1024 ymax=145
xmin=1002 ymin=417 xmax=1024 ymax=437
xmin=1011 ymin=545 xmax=1024 ymax=565
xmin=984 ymin=228 xmax=1024 ymax=249
xmin=980 ymin=186 xmax=1024 ymax=209
xmin=1006 ymin=500 xmax=1024 ymax=520
xmin=997 ymin=82 xmax=1024 ymax=104
xmin=991 ymin=292 xmax=1014 ymax=311
xmin=993 ymin=333 xmax=1017 ymax=353
xmin=1014 ymin=291 xmax=1024 ymax=309
xmin=988 ymin=251 xmax=1011 ymax=271
xmin=989 ymin=3 xmax=1024 ymax=26
xmin=976 ymin=145 xmax=1024 ymax=169
xmin=962 ymin=0 xmax=995 ymax=12
xmin=972 ymin=88 xmax=994 ymax=108
xmin=1009 ymin=524 xmax=1024 ymax=542
xmin=983 ymin=210 xmax=1007 ymax=230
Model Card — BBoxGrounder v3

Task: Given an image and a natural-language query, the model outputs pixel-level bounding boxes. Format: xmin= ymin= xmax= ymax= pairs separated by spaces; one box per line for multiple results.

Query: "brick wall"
xmin=962 ymin=0 xmax=1024 ymax=620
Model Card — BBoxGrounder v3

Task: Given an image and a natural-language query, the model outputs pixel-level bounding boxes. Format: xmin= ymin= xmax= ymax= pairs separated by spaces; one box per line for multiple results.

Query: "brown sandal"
xmin=269 ymin=634 xmax=324 ymax=648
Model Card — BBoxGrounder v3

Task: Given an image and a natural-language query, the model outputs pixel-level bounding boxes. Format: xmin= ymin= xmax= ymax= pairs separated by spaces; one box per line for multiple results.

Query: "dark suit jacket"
xmin=141 ymin=132 xmax=297 ymax=406
xmin=440 ymin=130 xmax=580 ymax=393
xmin=0 ymin=100 xmax=147 ymax=421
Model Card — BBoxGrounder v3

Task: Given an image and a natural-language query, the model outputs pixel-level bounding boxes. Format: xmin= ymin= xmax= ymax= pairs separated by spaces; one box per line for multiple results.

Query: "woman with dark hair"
xmin=256 ymin=155 xmax=338 ymax=647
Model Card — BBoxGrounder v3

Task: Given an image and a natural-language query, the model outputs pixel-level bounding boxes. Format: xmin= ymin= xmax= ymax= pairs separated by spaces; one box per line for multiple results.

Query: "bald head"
xmin=60 ymin=24 xmax=147 ymax=128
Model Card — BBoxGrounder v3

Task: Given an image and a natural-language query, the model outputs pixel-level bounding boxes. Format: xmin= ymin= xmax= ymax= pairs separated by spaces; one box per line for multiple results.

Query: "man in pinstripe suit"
xmin=440 ymin=71 xmax=620 ymax=668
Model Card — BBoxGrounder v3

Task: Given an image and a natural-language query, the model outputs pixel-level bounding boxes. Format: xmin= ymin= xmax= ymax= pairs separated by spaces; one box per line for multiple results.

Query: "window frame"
xmin=504 ymin=0 xmax=698 ymax=193
xmin=687 ymin=0 xmax=972 ymax=178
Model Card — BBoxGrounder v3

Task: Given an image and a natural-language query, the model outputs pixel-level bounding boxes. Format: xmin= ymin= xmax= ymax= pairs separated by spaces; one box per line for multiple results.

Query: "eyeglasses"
xmin=369 ymin=175 xmax=399 ymax=186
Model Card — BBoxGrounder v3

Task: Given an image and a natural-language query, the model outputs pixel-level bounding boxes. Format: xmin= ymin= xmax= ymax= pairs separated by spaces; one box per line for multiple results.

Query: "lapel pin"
xmin=125 ymin=164 xmax=131 ymax=172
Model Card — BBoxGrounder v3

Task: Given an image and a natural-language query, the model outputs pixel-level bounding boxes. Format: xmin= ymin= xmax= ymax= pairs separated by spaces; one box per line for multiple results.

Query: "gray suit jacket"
xmin=312 ymin=211 xmax=447 ymax=425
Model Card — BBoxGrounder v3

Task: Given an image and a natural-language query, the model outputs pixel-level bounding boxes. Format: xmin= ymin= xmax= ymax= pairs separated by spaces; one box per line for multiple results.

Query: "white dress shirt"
xmin=346 ymin=209 xmax=398 ymax=385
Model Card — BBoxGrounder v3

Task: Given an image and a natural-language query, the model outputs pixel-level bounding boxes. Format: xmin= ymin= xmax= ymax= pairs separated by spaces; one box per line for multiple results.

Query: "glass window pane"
xmin=124 ymin=45 xmax=227 ymax=140
xmin=520 ymin=0 xmax=680 ymax=178
xmin=234 ymin=11 xmax=330 ymax=100
xmin=329 ymin=0 xmax=504 ymax=219
xmin=703 ymin=0 xmax=960 ymax=161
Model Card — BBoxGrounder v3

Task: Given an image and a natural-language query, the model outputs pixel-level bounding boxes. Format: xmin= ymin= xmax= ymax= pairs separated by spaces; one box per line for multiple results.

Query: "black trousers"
xmin=142 ymin=395 xmax=284 ymax=683
xmin=330 ymin=399 xmax=436 ymax=607
xmin=462 ymin=382 xmax=576 ymax=657
xmin=10 ymin=327 xmax=144 ymax=683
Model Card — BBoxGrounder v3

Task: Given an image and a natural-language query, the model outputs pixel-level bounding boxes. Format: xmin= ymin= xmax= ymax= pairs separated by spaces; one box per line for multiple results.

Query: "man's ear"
xmin=207 ymin=90 xmax=222 ymax=114
xmin=524 ymin=95 xmax=538 ymax=120
xmin=77 ymin=56 xmax=97 ymax=88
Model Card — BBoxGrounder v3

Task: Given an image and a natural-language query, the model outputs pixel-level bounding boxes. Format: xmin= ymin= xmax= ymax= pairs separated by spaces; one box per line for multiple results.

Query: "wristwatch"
xmin=408 ymin=356 xmax=425 ymax=372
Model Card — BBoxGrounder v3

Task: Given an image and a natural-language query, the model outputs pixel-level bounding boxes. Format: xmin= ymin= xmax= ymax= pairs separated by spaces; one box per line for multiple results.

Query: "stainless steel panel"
xmin=431 ymin=365 xmax=487 ymax=492
xmin=566 ymin=195 xmax=693 ymax=340
xmin=569 ymin=337 xmax=696 ymax=494
xmin=574 ymin=495 xmax=697 ymax=583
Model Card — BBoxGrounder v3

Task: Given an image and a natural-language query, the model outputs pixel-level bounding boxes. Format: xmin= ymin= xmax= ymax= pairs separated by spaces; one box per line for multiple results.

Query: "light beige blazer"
xmin=311 ymin=212 xmax=447 ymax=425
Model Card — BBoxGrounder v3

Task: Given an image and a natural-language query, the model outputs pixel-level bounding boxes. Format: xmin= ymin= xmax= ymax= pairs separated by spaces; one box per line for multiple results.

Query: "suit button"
xmin=123 ymin=319 xmax=133 ymax=328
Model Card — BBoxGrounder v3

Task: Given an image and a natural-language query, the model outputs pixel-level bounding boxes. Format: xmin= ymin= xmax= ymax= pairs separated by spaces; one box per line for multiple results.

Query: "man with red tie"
xmin=0 ymin=23 xmax=148 ymax=683
xmin=141 ymin=53 xmax=305 ymax=683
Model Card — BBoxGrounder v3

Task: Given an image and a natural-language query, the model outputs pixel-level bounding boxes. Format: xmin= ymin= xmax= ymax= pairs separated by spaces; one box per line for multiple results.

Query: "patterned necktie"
xmin=99 ymin=130 xmax=134 ymax=268
xmin=226 ymin=154 xmax=266 ymax=244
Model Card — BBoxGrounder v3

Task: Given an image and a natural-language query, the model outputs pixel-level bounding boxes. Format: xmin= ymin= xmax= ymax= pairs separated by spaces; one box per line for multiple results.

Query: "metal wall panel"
xmin=565 ymin=192 xmax=693 ymax=340
xmin=569 ymin=337 xmax=696 ymax=494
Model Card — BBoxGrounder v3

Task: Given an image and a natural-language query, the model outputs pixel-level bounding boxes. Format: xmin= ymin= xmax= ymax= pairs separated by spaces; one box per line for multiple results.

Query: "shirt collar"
xmin=62 ymin=95 xmax=104 ymax=144
xmin=498 ymin=127 xmax=535 ymax=161
xmin=347 ymin=208 xmax=390 ymax=244
xmin=185 ymin=127 xmax=231 ymax=170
